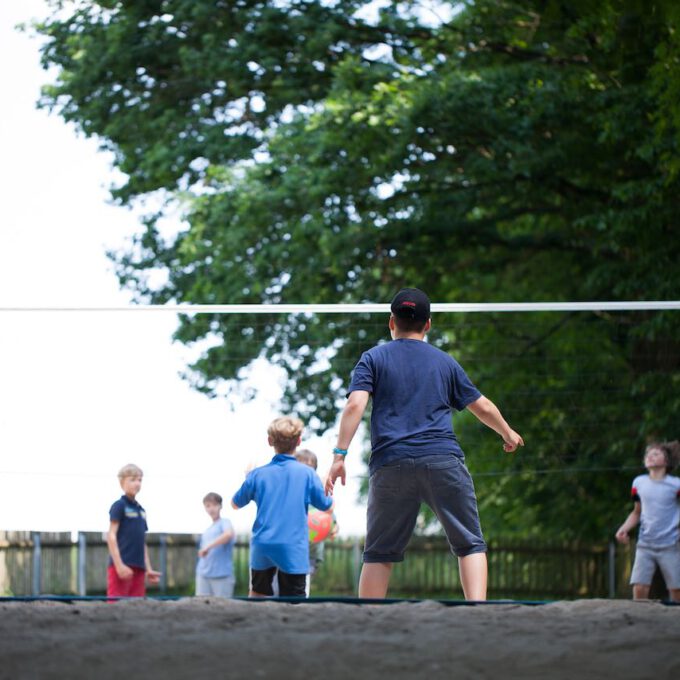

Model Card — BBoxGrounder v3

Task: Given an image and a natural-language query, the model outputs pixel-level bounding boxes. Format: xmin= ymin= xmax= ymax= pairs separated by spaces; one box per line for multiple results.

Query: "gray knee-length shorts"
xmin=363 ymin=454 xmax=487 ymax=562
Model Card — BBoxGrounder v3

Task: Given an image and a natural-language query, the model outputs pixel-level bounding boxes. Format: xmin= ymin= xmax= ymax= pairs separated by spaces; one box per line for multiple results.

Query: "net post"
xmin=31 ymin=532 xmax=41 ymax=596
xmin=608 ymin=540 xmax=616 ymax=598
xmin=77 ymin=532 xmax=87 ymax=596
xmin=159 ymin=533 xmax=168 ymax=594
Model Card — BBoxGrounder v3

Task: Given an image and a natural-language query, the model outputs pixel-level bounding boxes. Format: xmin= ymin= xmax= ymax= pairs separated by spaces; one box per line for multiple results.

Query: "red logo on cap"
xmin=401 ymin=301 xmax=416 ymax=307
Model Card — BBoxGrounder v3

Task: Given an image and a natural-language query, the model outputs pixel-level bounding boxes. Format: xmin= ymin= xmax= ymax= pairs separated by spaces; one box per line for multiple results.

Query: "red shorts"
xmin=107 ymin=565 xmax=146 ymax=597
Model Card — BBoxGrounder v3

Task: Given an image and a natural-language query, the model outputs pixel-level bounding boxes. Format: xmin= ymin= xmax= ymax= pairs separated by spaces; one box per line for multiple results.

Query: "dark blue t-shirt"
xmin=232 ymin=454 xmax=332 ymax=574
xmin=348 ymin=339 xmax=481 ymax=473
xmin=108 ymin=495 xmax=148 ymax=569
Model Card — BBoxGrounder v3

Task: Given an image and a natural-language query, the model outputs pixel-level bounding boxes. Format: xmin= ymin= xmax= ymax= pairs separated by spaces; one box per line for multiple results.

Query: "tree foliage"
xmin=35 ymin=0 xmax=680 ymax=540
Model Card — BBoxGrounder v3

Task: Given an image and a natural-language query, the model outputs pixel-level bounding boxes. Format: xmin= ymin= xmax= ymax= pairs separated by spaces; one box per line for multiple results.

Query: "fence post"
xmin=608 ymin=540 xmax=616 ymax=598
xmin=352 ymin=538 xmax=361 ymax=593
xmin=32 ymin=532 xmax=41 ymax=596
xmin=77 ymin=532 xmax=87 ymax=596
xmin=159 ymin=533 xmax=168 ymax=594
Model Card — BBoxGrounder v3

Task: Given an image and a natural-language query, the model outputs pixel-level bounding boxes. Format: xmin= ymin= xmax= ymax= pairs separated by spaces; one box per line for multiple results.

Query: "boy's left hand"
xmin=146 ymin=569 xmax=161 ymax=585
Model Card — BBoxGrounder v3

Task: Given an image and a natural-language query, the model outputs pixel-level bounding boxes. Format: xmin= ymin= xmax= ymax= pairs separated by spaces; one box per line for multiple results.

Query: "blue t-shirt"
xmin=348 ymin=339 xmax=482 ymax=474
xmin=631 ymin=474 xmax=680 ymax=547
xmin=197 ymin=518 xmax=235 ymax=578
xmin=232 ymin=454 xmax=333 ymax=574
xmin=109 ymin=495 xmax=148 ymax=569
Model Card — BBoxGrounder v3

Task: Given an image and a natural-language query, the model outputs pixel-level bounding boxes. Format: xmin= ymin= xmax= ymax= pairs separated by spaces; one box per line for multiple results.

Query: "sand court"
xmin=0 ymin=598 xmax=678 ymax=679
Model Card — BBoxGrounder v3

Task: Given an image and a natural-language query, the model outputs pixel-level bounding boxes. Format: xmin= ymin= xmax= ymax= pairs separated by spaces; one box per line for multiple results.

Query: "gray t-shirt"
xmin=631 ymin=474 xmax=680 ymax=547
xmin=197 ymin=517 xmax=234 ymax=578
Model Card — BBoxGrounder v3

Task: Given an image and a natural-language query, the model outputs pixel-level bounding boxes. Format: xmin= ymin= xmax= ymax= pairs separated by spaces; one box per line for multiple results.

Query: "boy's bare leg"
xmin=633 ymin=585 xmax=680 ymax=601
xmin=358 ymin=563 xmax=393 ymax=598
xmin=459 ymin=552 xmax=488 ymax=600
xmin=632 ymin=584 xmax=651 ymax=599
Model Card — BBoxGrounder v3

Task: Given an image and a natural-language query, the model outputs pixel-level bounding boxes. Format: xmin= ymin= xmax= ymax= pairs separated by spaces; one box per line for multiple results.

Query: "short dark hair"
xmin=393 ymin=315 xmax=428 ymax=333
xmin=203 ymin=492 xmax=223 ymax=505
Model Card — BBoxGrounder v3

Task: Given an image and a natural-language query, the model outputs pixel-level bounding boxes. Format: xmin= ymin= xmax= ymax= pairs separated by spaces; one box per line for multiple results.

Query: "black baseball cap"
xmin=390 ymin=287 xmax=431 ymax=321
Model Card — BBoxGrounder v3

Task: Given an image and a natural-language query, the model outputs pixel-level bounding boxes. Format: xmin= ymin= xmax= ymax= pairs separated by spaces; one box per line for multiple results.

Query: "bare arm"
xmin=313 ymin=498 xmax=335 ymax=514
xmin=325 ymin=390 xmax=370 ymax=495
xmin=107 ymin=521 xmax=133 ymax=580
xmin=466 ymin=395 xmax=524 ymax=452
xmin=198 ymin=526 xmax=235 ymax=557
xmin=144 ymin=544 xmax=161 ymax=584
xmin=615 ymin=502 xmax=641 ymax=544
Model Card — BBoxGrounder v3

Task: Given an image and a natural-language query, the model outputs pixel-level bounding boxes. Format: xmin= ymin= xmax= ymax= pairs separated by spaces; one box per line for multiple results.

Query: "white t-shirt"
xmin=631 ymin=474 xmax=680 ymax=547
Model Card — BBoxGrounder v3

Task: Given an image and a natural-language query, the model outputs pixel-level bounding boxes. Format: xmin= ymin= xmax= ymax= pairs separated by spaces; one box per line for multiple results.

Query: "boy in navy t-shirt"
xmin=231 ymin=416 xmax=333 ymax=597
xmin=107 ymin=463 xmax=160 ymax=597
xmin=325 ymin=287 xmax=524 ymax=600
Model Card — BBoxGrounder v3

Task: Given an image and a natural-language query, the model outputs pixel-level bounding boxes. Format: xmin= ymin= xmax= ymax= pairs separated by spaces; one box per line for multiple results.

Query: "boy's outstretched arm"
xmin=615 ymin=502 xmax=641 ymax=544
xmin=467 ymin=396 xmax=524 ymax=452
xmin=325 ymin=390 xmax=370 ymax=495
xmin=198 ymin=525 xmax=235 ymax=557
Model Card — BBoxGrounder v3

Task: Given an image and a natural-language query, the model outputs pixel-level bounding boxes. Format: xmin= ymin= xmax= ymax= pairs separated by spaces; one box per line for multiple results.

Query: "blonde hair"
xmin=117 ymin=463 xmax=143 ymax=480
xmin=295 ymin=448 xmax=318 ymax=470
xmin=268 ymin=416 xmax=304 ymax=453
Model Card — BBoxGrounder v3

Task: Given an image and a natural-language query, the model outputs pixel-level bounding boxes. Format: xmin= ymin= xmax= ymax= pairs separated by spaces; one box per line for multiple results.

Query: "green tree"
xmin=34 ymin=0 xmax=680 ymax=539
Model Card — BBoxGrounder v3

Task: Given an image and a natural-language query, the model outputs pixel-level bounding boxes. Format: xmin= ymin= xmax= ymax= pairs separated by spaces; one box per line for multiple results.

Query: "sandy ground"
xmin=0 ymin=598 xmax=678 ymax=680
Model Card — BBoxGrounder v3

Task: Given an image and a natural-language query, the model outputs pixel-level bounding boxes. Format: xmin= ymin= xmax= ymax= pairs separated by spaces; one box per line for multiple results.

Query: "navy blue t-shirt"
xmin=348 ymin=339 xmax=481 ymax=473
xmin=232 ymin=454 xmax=332 ymax=574
xmin=108 ymin=495 xmax=148 ymax=569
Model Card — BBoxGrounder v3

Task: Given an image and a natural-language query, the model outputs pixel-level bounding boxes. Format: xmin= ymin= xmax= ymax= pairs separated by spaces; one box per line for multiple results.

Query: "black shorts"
xmin=250 ymin=567 xmax=307 ymax=597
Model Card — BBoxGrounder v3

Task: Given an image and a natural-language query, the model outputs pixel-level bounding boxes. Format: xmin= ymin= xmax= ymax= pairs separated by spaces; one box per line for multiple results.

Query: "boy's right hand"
xmin=116 ymin=564 xmax=134 ymax=580
xmin=503 ymin=430 xmax=524 ymax=452
xmin=615 ymin=528 xmax=630 ymax=544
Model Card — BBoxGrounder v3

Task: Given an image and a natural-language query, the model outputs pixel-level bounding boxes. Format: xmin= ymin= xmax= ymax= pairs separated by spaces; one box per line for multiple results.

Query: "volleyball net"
xmin=0 ymin=300 xmax=678 ymax=542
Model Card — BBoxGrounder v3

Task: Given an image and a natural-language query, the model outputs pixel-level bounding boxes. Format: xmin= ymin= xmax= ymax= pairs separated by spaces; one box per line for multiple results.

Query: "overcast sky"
xmin=0 ymin=0 xmax=367 ymax=537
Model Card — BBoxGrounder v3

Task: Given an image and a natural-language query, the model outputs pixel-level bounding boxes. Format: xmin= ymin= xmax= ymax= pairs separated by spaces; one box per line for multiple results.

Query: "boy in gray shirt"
xmin=616 ymin=441 xmax=680 ymax=601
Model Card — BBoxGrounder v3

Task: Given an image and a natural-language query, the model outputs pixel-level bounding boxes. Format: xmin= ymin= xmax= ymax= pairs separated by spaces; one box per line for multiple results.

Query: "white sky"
xmin=0 ymin=0 xmax=367 ymax=537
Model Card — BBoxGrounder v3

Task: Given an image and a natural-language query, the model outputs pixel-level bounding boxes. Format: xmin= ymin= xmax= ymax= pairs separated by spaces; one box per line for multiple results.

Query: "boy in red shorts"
xmin=106 ymin=463 xmax=161 ymax=597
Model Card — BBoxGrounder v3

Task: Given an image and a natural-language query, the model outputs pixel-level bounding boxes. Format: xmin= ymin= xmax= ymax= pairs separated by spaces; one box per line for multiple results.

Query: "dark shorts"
xmin=364 ymin=454 xmax=486 ymax=562
xmin=251 ymin=567 xmax=307 ymax=597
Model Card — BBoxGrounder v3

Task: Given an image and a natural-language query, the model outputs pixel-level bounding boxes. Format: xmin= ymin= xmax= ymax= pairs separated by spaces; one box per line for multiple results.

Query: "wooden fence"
xmin=0 ymin=531 xmax=638 ymax=599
